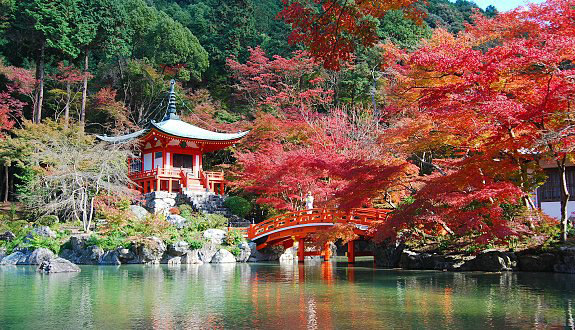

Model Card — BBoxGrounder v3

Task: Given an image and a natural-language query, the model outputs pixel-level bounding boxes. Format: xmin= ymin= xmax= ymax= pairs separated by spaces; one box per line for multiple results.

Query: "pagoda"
xmin=97 ymin=80 xmax=249 ymax=195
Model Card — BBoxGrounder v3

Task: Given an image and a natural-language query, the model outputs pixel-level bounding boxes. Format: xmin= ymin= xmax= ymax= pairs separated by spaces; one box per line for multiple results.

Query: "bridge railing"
xmin=247 ymin=208 xmax=391 ymax=240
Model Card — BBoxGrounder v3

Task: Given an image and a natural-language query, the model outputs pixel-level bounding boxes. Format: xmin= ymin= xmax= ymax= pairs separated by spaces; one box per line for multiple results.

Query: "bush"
xmin=36 ymin=215 xmax=59 ymax=227
xmin=169 ymin=207 xmax=180 ymax=215
xmin=226 ymin=246 xmax=241 ymax=257
xmin=86 ymin=232 xmax=131 ymax=251
xmin=187 ymin=239 xmax=203 ymax=250
xmin=178 ymin=204 xmax=194 ymax=219
xmin=224 ymin=196 xmax=252 ymax=218
xmin=189 ymin=214 xmax=228 ymax=231
xmin=225 ymin=229 xmax=244 ymax=246
xmin=23 ymin=235 xmax=63 ymax=254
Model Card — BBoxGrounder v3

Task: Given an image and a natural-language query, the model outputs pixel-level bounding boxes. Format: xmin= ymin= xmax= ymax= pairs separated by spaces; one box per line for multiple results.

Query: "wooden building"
xmin=97 ymin=80 xmax=249 ymax=195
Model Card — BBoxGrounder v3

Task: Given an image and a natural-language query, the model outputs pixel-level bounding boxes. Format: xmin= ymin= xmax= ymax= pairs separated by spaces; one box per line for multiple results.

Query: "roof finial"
xmin=164 ymin=79 xmax=180 ymax=120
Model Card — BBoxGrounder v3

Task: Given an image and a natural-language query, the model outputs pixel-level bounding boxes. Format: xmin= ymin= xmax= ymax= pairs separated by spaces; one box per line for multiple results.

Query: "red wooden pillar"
xmin=347 ymin=240 xmax=355 ymax=264
xmin=298 ymin=238 xmax=305 ymax=263
xmin=168 ymin=179 xmax=173 ymax=193
xmin=219 ymin=182 xmax=224 ymax=195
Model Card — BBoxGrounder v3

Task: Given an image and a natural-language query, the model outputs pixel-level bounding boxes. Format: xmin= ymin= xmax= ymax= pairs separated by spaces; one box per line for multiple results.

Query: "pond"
xmin=1 ymin=260 xmax=574 ymax=329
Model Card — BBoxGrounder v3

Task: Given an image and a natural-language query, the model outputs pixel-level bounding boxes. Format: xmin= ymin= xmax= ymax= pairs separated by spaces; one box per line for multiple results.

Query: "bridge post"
xmin=323 ymin=242 xmax=331 ymax=261
xmin=297 ymin=238 xmax=305 ymax=263
xmin=347 ymin=240 xmax=355 ymax=264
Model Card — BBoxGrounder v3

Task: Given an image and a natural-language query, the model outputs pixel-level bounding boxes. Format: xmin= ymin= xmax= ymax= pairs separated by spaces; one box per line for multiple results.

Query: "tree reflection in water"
xmin=1 ymin=264 xmax=575 ymax=329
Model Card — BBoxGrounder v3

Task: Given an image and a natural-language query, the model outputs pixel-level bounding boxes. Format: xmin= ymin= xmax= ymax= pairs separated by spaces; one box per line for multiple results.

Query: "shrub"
xmin=187 ymin=213 xmax=228 ymax=232
xmin=226 ymin=246 xmax=241 ymax=257
xmin=225 ymin=229 xmax=245 ymax=246
xmin=23 ymin=235 xmax=62 ymax=254
xmin=86 ymin=232 xmax=131 ymax=251
xmin=187 ymin=239 xmax=203 ymax=250
xmin=224 ymin=196 xmax=252 ymax=218
xmin=178 ymin=204 xmax=194 ymax=219
xmin=36 ymin=215 xmax=59 ymax=227
xmin=169 ymin=207 xmax=180 ymax=215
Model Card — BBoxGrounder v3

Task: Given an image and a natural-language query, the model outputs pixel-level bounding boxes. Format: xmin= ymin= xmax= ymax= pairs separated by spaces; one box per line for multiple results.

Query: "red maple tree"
xmin=278 ymin=0 xmax=421 ymax=70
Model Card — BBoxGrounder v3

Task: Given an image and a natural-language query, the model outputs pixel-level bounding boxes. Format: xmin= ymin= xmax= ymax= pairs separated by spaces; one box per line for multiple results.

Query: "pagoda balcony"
xmin=129 ymin=168 xmax=225 ymax=195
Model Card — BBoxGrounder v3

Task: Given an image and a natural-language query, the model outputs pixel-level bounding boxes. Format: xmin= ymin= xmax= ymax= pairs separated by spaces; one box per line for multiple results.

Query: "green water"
xmin=1 ymin=260 xmax=575 ymax=329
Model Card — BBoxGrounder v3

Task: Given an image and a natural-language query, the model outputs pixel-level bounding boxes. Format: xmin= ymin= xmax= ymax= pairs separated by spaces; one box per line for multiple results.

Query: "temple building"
xmin=97 ymin=80 xmax=249 ymax=195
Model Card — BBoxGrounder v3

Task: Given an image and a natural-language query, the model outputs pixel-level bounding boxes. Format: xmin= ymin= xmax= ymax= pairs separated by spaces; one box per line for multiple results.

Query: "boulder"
xmin=117 ymin=248 xmax=137 ymax=264
xmin=166 ymin=256 xmax=181 ymax=265
xmin=25 ymin=248 xmax=55 ymax=265
xmin=374 ymin=242 xmax=405 ymax=268
xmin=168 ymin=241 xmax=190 ymax=256
xmin=181 ymin=250 xmax=203 ymax=264
xmin=553 ymin=248 xmax=575 ymax=273
xmin=99 ymin=250 xmax=121 ymax=265
xmin=203 ymin=229 xmax=227 ymax=244
xmin=470 ymin=250 xmax=517 ymax=272
xmin=130 ymin=205 xmax=150 ymax=220
xmin=235 ymin=242 xmax=251 ymax=262
xmin=278 ymin=247 xmax=296 ymax=263
xmin=198 ymin=243 xmax=218 ymax=263
xmin=37 ymin=258 xmax=81 ymax=274
xmin=0 ymin=251 xmax=27 ymax=265
xmin=167 ymin=215 xmax=188 ymax=229
xmin=518 ymin=253 xmax=558 ymax=272
xmin=132 ymin=237 xmax=166 ymax=264
xmin=399 ymin=250 xmax=436 ymax=270
xmin=25 ymin=226 xmax=56 ymax=241
xmin=211 ymin=249 xmax=237 ymax=263
xmin=0 ymin=231 xmax=15 ymax=242
xmin=248 ymin=243 xmax=285 ymax=262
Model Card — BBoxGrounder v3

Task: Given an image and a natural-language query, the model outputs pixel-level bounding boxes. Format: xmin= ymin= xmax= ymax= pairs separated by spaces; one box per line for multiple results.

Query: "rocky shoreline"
xmin=373 ymin=243 xmax=575 ymax=273
xmin=2 ymin=227 xmax=575 ymax=274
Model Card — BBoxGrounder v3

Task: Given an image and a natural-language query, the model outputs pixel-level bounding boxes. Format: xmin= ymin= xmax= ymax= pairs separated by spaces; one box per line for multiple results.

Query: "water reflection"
xmin=1 ymin=263 xmax=575 ymax=329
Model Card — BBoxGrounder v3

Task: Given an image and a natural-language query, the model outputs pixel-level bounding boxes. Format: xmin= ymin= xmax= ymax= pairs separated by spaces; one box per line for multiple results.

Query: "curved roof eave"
xmin=149 ymin=119 xmax=249 ymax=142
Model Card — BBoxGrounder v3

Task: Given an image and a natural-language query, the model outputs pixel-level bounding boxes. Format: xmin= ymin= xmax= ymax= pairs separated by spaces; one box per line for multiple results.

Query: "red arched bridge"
xmin=246 ymin=208 xmax=391 ymax=263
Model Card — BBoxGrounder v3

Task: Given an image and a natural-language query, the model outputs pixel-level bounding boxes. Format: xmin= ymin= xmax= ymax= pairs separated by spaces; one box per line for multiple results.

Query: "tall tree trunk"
xmin=34 ymin=41 xmax=45 ymax=123
xmin=558 ymin=157 xmax=570 ymax=242
xmin=64 ymin=81 xmax=71 ymax=128
xmin=80 ymin=48 xmax=89 ymax=125
xmin=4 ymin=165 xmax=9 ymax=203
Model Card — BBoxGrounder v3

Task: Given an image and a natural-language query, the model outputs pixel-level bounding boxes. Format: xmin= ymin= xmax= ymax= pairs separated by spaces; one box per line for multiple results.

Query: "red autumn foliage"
xmin=233 ymin=107 xmax=416 ymax=211
xmin=278 ymin=0 xmax=421 ymax=70
xmin=90 ymin=88 xmax=137 ymax=134
xmin=375 ymin=0 xmax=575 ymax=243
xmin=226 ymin=46 xmax=333 ymax=115
xmin=0 ymin=62 xmax=35 ymax=133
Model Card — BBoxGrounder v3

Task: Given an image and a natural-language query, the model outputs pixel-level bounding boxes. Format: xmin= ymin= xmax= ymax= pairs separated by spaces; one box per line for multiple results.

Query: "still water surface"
xmin=1 ymin=260 xmax=575 ymax=329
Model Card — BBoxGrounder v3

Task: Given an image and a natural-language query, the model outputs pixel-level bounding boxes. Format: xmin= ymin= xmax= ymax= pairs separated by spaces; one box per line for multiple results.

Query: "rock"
xmin=60 ymin=242 xmax=104 ymax=265
xmin=117 ymin=248 xmax=137 ymax=264
xmin=203 ymin=229 xmax=227 ymax=244
xmin=518 ymin=253 xmax=558 ymax=272
xmin=181 ymin=250 xmax=203 ymax=264
xmin=0 ymin=247 xmax=5 ymax=262
xmin=132 ymin=237 xmax=166 ymax=264
xmin=166 ymin=256 xmax=181 ymax=265
xmin=79 ymin=246 xmax=105 ymax=264
xmin=278 ymin=247 xmax=296 ymax=263
xmin=25 ymin=226 xmax=56 ymax=241
xmin=167 ymin=214 xmax=188 ymax=229
xmin=198 ymin=243 xmax=218 ymax=263
xmin=470 ymin=250 xmax=517 ymax=272
xmin=235 ymin=242 xmax=251 ymax=262
xmin=99 ymin=250 xmax=121 ymax=265
xmin=0 ymin=251 xmax=27 ymax=265
xmin=25 ymin=248 xmax=55 ymax=265
xmin=374 ymin=242 xmax=405 ymax=268
xmin=399 ymin=250 xmax=435 ymax=270
xmin=130 ymin=205 xmax=150 ymax=220
xmin=0 ymin=231 xmax=15 ymax=242
xmin=211 ymin=249 xmax=237 ymax=263
xmin=248 ymin=243 xmax=285 ymax=262
xmin=553 ymin=248 xmax=575 ymax=273
xmin=70 ymin=235 xmax=89 ymax=252
xmin=37 ymin=258 xmax=81 ymax=274
xmin=168 ymin=241 xmax=189 ymax=256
